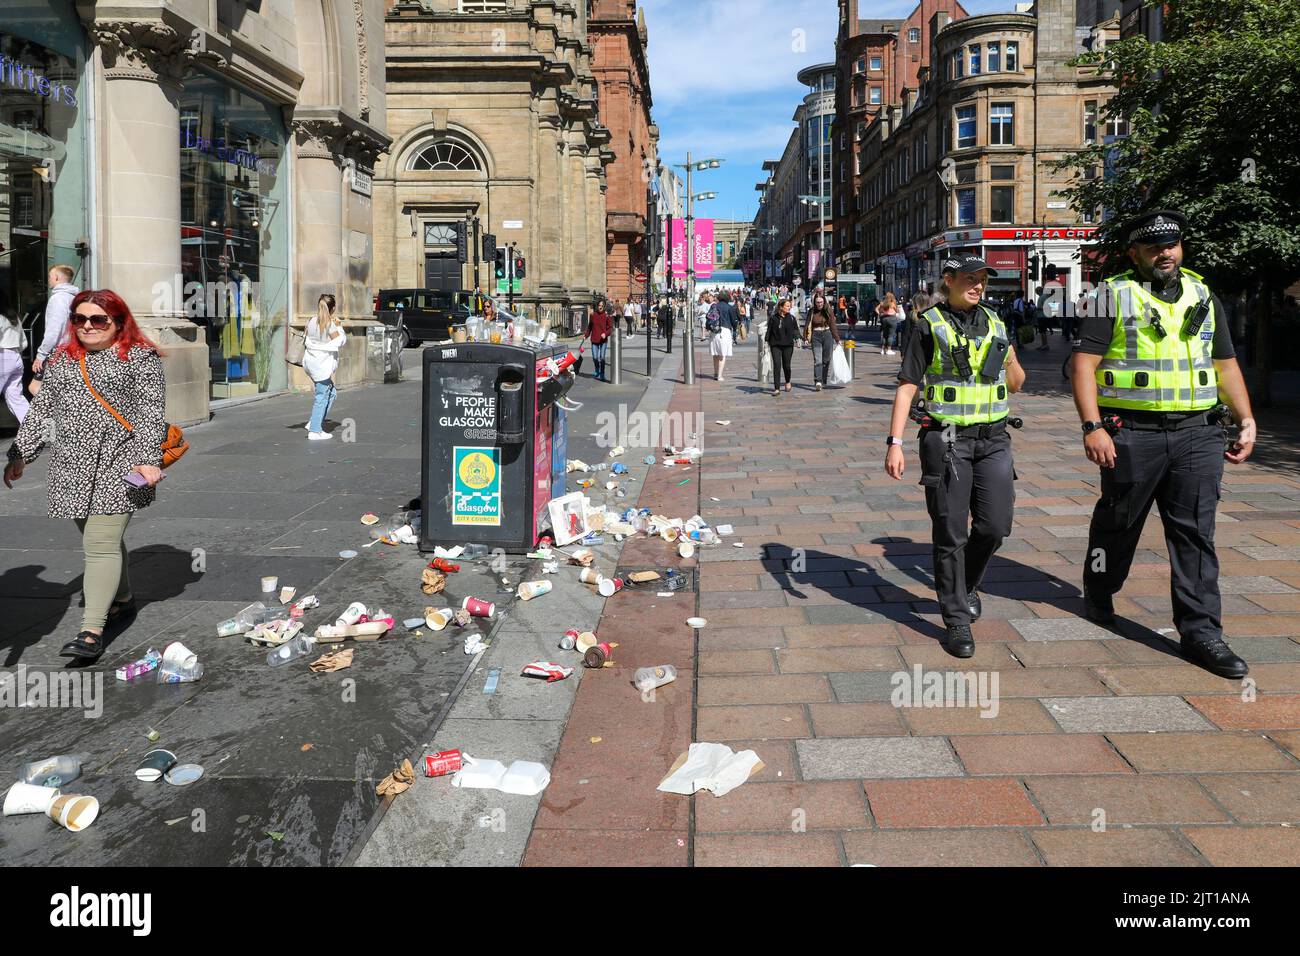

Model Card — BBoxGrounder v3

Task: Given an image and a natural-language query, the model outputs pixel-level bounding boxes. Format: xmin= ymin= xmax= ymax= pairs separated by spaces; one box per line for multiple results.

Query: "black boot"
xmin=1182 ymin=639 xmax=1249 ymax=679
xmin=967 ymin=591 xmax=982 ymax=622
xmin=945 ymin=624 xmax=975 ymax=659
xmin=1083 ymin=587 xmax=1116 ymax=627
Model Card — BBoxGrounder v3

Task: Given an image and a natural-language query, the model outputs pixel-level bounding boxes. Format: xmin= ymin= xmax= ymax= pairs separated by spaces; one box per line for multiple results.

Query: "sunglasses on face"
xmin=72 ymin=313 xmax=114 ymax=330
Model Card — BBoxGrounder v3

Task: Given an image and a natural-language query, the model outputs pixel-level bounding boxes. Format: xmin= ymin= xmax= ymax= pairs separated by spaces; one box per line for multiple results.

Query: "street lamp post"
xmin=674 ymin=153 xmax=724 ymax=386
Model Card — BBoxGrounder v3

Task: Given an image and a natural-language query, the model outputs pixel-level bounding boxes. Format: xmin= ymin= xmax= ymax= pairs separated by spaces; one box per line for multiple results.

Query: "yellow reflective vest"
xmin=922 ymin=304 xmax=1009 ymax=425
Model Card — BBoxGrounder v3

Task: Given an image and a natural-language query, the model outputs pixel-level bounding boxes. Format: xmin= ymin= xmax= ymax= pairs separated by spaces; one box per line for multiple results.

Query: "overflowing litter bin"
xmin=420 ymin=342 xmax=574 ymax=552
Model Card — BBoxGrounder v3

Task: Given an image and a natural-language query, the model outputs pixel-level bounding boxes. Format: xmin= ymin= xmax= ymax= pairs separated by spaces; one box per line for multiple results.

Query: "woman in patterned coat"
xmin=4 ymin=289 xmax=167 ymax=660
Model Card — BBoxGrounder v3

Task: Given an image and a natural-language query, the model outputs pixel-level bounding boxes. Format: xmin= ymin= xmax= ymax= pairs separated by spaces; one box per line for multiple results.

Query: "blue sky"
xmin=642 ymin=0 xmax=1009 ymax=223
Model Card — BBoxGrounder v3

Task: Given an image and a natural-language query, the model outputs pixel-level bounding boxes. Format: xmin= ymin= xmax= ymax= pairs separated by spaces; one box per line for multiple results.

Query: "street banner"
xmin=665 ymin=218 xmax=714 ymax=281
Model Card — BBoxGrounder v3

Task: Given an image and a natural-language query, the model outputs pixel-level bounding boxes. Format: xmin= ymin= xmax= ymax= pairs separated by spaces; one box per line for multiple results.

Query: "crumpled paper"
xmin=421 ymin=567 xmax=447 ymax=595
xmin=464 ymin=633 xmax=487 ymax=655
xmin=309 ymin=648 xmax=354 ymax=673
xmin=657 ymin=743 xmax=763 ymax=798
xmin=376 ymin=759 xmax=415 ymax=798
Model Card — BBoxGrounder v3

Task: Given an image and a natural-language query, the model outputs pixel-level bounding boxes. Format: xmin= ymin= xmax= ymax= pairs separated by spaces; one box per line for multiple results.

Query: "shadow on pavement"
xmin=759 ymin=539 xmax=1179 ymax=657
xmin=0 ymin=545 xmax=204 ymax=667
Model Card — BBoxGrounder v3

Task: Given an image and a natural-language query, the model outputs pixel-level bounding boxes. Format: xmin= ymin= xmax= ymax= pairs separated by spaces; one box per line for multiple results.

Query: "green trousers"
xmin=74 ymin=513 xmax=133 ymax=631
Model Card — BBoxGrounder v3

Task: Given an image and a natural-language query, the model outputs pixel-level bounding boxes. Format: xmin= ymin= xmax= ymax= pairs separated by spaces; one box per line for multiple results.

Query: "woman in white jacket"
xmin=304 ymin=294 xmax=344 ymax=441
xmin=0 ymin=290 xmax=30 ymax=423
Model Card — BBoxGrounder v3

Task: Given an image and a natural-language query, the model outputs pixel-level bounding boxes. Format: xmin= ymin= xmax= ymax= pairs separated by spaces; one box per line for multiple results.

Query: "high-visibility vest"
xmin=921 ymin=305 xmax=1009 ymax=425
xmin=1096 ymin=268 xmax=1219 ymax=412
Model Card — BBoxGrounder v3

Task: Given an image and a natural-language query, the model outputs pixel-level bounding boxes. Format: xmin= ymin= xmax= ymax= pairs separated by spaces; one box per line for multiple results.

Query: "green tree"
xmin=1052 ymin=0 xmax=1300 ymax=405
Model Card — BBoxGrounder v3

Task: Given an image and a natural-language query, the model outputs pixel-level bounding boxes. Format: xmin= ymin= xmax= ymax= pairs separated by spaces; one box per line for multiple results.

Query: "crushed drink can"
xmin=424 ymin=750 xmax=463 ymax=777
xmin=521 ymin=660 xmax=573 ymax=683
xmin=583 ymin=642 xmax=614 ymax=668
xmin=559 ymin=628 xmax=580 ymax=651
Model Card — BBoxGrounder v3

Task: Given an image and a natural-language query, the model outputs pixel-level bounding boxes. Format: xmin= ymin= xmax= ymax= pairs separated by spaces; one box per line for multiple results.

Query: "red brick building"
xmin=590 ymin=0 xmax=657 ymax=305
xmin=833 ymin=0 xmax=968 ymax=267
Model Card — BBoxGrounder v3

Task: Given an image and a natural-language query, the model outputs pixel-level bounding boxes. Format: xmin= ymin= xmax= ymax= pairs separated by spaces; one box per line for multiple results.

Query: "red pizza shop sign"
xmin=983 ymin=227 xmax=1098 ymax=241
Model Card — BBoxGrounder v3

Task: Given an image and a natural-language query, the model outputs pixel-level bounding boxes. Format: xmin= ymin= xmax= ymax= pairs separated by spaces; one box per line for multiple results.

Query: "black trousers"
xmin=770 ymin=344 xmax=794 ymax=386
xmin=1084 ymin=423 xmax=1225 ymax=645
xmin=919 ymin=428 xmax=1016 ymax=626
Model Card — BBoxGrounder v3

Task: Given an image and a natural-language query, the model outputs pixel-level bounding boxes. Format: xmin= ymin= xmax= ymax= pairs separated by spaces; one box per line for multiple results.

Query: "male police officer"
xmin=887 ymin=255 xmax=1026 ymax=657
xmin=1070 ymin=210 xmax=1256 ymax=678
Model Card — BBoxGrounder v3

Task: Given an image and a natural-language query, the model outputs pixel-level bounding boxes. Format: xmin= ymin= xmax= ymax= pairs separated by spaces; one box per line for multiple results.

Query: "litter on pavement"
xmin=657 ymin=743 xmax=763 ymax=798
xmin=450 ymin=754 xmax=550 ymax=796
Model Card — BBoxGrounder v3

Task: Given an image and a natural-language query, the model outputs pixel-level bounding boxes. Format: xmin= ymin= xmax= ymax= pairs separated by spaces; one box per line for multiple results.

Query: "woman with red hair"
xmin=3 ymin=289 xmax=167 ymax=660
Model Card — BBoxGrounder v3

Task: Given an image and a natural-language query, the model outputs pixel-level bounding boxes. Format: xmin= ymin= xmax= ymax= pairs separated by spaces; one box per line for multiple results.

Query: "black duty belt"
xmin=923 ymin=418 xmax=1009 ymax=439
xmin=1110 ymin=409 xmax=1218 ymax=432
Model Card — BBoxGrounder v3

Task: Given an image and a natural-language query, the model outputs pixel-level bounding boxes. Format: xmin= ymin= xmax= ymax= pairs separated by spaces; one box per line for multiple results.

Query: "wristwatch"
xmin=1081 ymin=421 xmax=1104 ymax=434
xmin=886 ymin=436 xmax=904 ymax=447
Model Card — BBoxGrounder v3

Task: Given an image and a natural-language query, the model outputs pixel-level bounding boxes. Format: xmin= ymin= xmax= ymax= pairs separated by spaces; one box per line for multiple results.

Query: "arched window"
xmin=408 ymin=140 xmax=481 ymax=171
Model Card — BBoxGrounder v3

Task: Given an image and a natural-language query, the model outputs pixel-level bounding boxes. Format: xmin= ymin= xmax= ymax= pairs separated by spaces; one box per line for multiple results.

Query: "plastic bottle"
xmin=267 ymin=634 xmax=317 ymax=667
xmin=158 ymin=657 xmax=204 ymax=683
xmin=589 ymin=462 xmax=609 ymax=473
xmin=20 ymin=755 xmax=82 ymax=788
xmin=634 ymin=665 xmax=678 ymax=692
xmin=116 ymin=648 xmax=162 ymax=681
xmin=462 ymin=544 xmax=490 ymax=559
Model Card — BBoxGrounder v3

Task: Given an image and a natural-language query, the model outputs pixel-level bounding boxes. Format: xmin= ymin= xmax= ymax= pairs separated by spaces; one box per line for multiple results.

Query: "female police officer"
xmin=885 ymin=255 xmax=1026 ymax=657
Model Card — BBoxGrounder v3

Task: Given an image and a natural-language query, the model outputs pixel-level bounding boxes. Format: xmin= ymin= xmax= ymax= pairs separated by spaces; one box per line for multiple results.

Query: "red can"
xmin=424 ymin=749 xmax=463 ymax=777
xmin=462 ymin=596 xmax=496 ymax=618
xmin=428 ymin=557 xmax=460 ymax=573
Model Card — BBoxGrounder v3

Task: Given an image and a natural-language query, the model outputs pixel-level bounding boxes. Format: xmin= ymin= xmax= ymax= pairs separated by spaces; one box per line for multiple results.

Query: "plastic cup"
xmin=678 ymin=541 xmax=695 ymax=559
xmin=47 ymin=794 xmax=99 ymax=832
xmin=135 ymin=749 xmax=177 ymax=783
xmin=162 ymin=642 xmax=197 ymax=670
xmin=4 ymin=782 xmax=61 ymax=816
xmin=261 ymin=576 xmax=278 ymax=594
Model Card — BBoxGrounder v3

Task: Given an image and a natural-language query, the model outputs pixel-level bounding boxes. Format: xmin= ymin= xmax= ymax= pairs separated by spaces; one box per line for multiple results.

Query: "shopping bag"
xmin=828 ymin=344 xmax=852 ymax=386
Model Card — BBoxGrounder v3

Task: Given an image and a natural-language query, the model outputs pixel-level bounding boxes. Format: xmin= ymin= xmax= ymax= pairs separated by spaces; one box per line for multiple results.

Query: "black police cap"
xmin=1127 ymin=209 xmax=1187 ymax=246
xmin=941 ymin=253 xmax=999 ymax=276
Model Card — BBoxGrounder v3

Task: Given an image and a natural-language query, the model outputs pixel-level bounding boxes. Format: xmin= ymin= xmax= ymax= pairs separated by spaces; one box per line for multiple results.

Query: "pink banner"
xmin=665 ymin=218 xmax=714 ymax=281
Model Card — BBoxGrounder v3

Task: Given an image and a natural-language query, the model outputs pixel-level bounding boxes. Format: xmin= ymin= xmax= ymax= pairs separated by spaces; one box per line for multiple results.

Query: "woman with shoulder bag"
xmin=804 ymin=292 xmax=840 ymax=391
xmin=304 ymin=294 xmax=345 ymax=440
xmin=766 ymin=297 xmax=800 ymax=396
xmin=3 ymin=290 xmax=168 ymax=660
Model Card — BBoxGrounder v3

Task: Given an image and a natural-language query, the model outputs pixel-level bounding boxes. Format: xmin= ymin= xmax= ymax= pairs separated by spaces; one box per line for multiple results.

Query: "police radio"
xmin=1182 ymin=298 xmax=1212 ymax=339
xmin=951 ymin=343 xmax=973 ymax=380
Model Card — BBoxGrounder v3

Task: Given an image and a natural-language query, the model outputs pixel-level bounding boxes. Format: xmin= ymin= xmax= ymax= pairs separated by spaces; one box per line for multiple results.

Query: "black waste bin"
xmin=420 ymin=342 xmax=573 ymax=553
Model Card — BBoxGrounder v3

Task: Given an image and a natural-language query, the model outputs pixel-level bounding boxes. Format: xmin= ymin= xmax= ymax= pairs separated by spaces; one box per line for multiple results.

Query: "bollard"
xmin=682 ymin=317 xmax=695 ymax=385
xmin=611 ymin=325 xmax=622 ymax=385
xmin=844 ymin=340 xmax=856 ymax=379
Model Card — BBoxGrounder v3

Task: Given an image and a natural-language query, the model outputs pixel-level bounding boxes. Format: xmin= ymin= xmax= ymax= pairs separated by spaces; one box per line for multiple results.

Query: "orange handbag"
xmin=80 ymin=356 xmax=189 ymax=468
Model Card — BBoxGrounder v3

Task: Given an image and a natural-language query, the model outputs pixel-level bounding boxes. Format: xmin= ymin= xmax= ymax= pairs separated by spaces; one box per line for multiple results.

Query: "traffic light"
xmin=494 ymin=247 xmax=507 ymax=281
xmin=454 ymin=220 xmax=468 ymax=264
xmin=1028 ymin=254 xmax=1041 ymax=282
xmin=1043 ymin=263 xmax=1060 ymax=283
xmin=481 ymin=232 xmax=496 ymax=262
xmin=513 ymin=254 xmax=526 ymax=279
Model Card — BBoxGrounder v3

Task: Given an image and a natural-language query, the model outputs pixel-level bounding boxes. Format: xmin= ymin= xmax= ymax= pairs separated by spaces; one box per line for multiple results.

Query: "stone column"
xmin=565 ymin=128 xmax=589 ymax=302
xmin=291 ymin=119 xmax=346 ymax=321
xmin=586 ymin=156 xmax=606 ymax=298
xmin=536 ymin=111 xmax=565 ymax=304
xmin=90 ymin=20 xmax=213 ymax=425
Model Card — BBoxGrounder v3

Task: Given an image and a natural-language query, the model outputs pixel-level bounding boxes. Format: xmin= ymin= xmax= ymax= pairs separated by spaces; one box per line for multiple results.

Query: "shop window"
xmin=956 ymin=188 xmax=976 ymax=225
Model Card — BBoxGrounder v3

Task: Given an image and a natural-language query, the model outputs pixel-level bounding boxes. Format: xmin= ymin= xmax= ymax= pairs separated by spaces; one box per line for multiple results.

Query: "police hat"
xmin=941 ymin=253 xmax=998 ymax=276
xmin=1127 ymin=209 xmax=1187 ymax=246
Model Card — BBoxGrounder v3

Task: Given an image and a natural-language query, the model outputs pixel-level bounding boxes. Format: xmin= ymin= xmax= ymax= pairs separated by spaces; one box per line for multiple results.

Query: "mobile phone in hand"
xmin=123 ymin=471 xmax=162 ymax=488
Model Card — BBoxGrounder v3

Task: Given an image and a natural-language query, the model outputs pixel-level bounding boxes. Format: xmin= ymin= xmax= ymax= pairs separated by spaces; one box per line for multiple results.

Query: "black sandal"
xmin=60 ymin=631 xmax=106 ymax=660
xmin=107 ymin=598 xmax=138 ymax=624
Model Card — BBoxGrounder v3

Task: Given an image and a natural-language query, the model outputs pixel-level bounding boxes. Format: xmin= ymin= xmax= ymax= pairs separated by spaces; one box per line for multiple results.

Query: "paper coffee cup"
xmin=575 ymin=631 xmax=598 ymax=654
xmin=518 ymin=580 xmax=552 ymax=601
xmin=4 ymin=782 xmax=60 ymax=816
xmin=135 ymin=749 xmax=177 ymax=783
xmin=261 ymin=576 xmax=278 ymax=594
xmin=661 ymin=527 xmax=680 ymax=543
xmin=598 ymin=577 xmax=623 ymax=597
xmin=48 ymin=794 xmax=99 ymax=832
xmin=425 ymin=608 xmax=454 ymax=631
xmin=678 ymin=541 xmax=695 ymax=559
xmin=579 ymin=567 xmax=602 ymax=585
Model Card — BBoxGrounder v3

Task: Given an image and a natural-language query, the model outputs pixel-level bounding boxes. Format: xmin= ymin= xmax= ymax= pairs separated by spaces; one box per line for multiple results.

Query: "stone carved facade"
xmin=377 ymin=0 xmax=611 ymax=320
xmin=71 ymin=1 xmax=391 ymax=424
